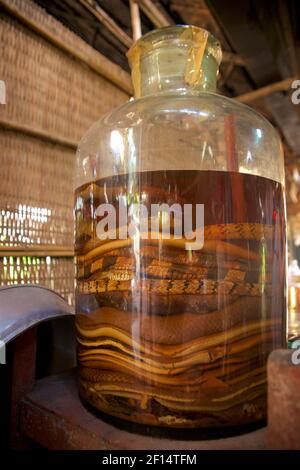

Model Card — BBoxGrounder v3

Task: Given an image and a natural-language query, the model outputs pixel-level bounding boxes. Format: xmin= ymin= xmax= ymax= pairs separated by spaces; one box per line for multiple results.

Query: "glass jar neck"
xmin=127 ymin=26 xmax=221 ymax=99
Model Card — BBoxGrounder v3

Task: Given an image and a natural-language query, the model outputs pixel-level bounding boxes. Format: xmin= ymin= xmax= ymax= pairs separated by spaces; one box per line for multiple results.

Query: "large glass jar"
xmin=75 ymin=25 xmax=286 ymax=433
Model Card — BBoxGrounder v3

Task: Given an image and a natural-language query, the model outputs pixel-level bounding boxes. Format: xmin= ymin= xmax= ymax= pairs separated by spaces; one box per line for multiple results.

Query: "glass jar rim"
xmin=127 ymin=25 xmax=222 ymax=68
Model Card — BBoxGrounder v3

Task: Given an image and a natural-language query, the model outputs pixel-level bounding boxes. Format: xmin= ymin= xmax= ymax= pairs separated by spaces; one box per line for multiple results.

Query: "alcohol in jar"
xmin=75 ymin=169 xmax=286 ymax=430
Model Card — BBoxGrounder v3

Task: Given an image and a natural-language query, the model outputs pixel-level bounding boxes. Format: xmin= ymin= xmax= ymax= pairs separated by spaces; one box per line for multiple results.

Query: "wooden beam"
xmin=235 ymin=77 xmax=298 ymax=104
xmin=278 ymin=1 xmax=299 ymax=76
xmin=222 ymin=51 xmax=246 ymax=67
xmin=218 ymin=62 xmax=234 ymax=87
xmin=0 ymin=118 xmax=78 ymax=149
xmin=0 ymin=246 xmax=74 ymax=257
xmin=79 ymin=0 xmax=174 ymax=45
xmin=137 ymin=0 xmax=174 ymax=27
xmin=0 ymin=0 xmax=132 ymax=94
xmin=79 ymin=0 xmax=133 ymax=48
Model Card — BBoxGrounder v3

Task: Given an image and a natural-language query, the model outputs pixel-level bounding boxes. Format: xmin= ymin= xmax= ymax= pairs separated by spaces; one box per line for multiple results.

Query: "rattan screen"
xmin=0 ymin=0 xmax=129 ymax=303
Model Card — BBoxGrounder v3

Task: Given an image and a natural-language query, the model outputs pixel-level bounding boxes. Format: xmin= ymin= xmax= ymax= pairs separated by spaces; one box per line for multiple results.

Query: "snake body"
xmin=76 ymin=222 xmax=284 ymax=428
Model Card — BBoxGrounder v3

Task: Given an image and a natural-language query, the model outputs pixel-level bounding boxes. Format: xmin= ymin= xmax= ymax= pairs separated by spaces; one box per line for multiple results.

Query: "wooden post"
xmin=9 ymin=328 xmax=37 ymax=449
xmin=224 ymin=114 xmax=245 ymax=222
xmin=224 ymin=114 xmax=238 ymax=172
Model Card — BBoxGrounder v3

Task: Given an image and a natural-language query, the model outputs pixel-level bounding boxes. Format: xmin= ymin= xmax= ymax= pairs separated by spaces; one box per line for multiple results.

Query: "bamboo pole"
xmin=0 ymin=118 xmax=78 ymax=149
xmin=130 ymin=0 xmax=142 ymax=42
xmin=79 ymin=0 xmax=133 ymax=48
xmin=0 ymin=246 xmax=74 ymax=257
xmin=236 ymin=77 xmax=298 ymax=103
xmin=0 ymin=0 xmax=132 ymax=94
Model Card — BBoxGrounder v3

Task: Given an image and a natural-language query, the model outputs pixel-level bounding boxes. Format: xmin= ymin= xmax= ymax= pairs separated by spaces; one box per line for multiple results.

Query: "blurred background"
xmin=0 ymin=0 xmax=299 ymax=337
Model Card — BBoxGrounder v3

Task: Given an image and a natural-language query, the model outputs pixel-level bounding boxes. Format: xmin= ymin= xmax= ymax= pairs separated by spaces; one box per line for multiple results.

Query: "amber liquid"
xmin=75 ymin=170 xmax=286 ymax=431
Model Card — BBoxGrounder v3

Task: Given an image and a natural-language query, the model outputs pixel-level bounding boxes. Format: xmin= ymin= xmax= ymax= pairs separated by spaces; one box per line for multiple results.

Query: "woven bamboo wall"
xmin=0 ymin=0 xmax=130 ymax=303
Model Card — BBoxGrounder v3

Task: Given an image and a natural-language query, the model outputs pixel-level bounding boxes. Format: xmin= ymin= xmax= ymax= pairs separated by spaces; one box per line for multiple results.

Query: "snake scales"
xmin=76 ymin=222 xmax=283 ymax=428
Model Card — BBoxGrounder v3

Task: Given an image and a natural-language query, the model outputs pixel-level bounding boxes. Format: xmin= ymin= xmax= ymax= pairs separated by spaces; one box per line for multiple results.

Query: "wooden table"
xmin=1 ymin=286 xmax=299 ymax=450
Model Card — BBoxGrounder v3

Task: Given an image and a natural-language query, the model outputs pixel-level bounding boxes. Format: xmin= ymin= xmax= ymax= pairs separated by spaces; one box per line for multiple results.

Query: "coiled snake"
xmin=76 ymin=222 xmax=283 ymax=428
